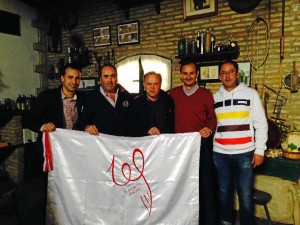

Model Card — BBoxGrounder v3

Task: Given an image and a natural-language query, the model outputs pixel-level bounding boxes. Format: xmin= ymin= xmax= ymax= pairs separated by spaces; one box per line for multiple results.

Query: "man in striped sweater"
xmin=213 ymin=60 xmax=268 ymax=225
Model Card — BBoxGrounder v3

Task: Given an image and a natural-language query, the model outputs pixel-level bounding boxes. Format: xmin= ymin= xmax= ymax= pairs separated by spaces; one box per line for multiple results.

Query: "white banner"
xmin=46 ymin=129 xmax=200 ymax=225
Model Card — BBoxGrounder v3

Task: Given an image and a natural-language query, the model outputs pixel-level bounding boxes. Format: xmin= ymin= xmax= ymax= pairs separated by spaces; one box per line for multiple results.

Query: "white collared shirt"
xmin=100 ymin=86 xmax=119 ymax=107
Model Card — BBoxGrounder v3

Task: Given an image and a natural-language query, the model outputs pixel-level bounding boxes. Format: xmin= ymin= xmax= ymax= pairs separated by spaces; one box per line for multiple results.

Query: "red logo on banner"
xmin=107 ymin=148 xmax=153 ymax=215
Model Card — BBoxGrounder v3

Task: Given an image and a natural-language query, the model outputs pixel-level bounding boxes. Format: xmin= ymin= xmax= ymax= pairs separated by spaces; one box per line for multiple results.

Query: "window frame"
xmin=115 ymin=54 xmax=172 ymax=94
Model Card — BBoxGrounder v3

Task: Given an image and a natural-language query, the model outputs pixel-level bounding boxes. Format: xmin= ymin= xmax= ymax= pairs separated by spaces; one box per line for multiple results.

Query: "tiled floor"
xmin=0 ymin=214 xmax=292 ymax=225
xmin=0 ymin=179 xmax=292 ymax=225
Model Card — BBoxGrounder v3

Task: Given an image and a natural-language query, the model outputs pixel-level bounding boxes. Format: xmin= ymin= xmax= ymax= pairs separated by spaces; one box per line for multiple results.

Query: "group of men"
xmin=26 ymin=59 xmax=267 ymax=225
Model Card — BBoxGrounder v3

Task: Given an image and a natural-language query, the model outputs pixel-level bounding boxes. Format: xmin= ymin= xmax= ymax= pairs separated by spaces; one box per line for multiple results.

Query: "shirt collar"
xmin=61 ymin=89 xmax=77 ymax=100
xmin=183 ymin=84 xmax=199 ymax=96
xmin=100 ymin=86 xmax=119 ymax=96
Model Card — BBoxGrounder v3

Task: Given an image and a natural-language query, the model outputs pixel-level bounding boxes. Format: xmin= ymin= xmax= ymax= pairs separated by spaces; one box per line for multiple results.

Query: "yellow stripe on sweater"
xmin=216 ymin=111 xmax=250 ymax=120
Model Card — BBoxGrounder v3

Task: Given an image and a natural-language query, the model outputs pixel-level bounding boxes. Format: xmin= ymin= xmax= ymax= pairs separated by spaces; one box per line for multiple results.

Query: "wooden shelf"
xmin=177 ymin=48 xmax=240 ymax=64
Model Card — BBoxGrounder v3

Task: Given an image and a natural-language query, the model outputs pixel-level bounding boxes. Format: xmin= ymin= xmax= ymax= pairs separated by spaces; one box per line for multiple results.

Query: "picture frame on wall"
xmin=78 ymin=77 xmax=98 ymax=90
xmin=93 ymin=26 xmax=111 ymax=47
xmin=199 ymin=63 xmax=220 ymax=83
xmin=237 ymin=61 xmax=251 ymax=87
xmin=183 ymin=0 xmax=218 ymax=20
xmin=117 ymin=21 xmax=140 ymax=46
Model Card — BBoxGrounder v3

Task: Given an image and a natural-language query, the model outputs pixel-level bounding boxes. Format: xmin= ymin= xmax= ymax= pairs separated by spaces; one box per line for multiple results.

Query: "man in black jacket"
xmin=25 ymin=63 xmax=84 ymax=179
xmin=78 ymin=64 xmax=132 ymax=136
xmin=128 ymin=71 xmax=174 ymax=137
xmin=19 ymin=63 xmax=83 ymax=225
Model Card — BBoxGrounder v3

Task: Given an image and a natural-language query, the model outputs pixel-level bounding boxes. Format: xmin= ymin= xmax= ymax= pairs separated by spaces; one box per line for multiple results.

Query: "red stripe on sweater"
xmin=215 ymin=136 xmax=252 ymax=145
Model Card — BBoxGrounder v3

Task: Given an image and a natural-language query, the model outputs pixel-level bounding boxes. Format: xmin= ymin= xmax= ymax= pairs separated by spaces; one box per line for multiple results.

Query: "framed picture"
xmin=78 ymin=77 xmax=98 ymax=90
xmin=93 ymin=26 xmax=111 ymax=47
xmin=183 ymin=0 xmax=218 ymax=20
xmin=237 ymin=61 xmax=251 ymax=87
xmin=199 ymin=63 xmax=220 ymax=83
xmin=117 ymin=21 xmax=140 ymax=45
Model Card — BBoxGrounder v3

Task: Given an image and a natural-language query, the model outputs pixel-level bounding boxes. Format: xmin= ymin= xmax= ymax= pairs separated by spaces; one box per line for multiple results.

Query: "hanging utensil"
xmin=283 ymin=60 xmax=300 ymax=92
xmin=247 ymin=17 xmax=270 ymax=90
xmin=280 ymin=0 xmax=285 ymax=62
xmin=290 ymin=60 xmax=299 ymax=93
xmin=279 ymin=0 xmax=285 ymax=89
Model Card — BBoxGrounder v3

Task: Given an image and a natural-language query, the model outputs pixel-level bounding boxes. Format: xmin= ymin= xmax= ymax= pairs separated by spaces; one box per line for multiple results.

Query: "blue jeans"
xmin=213 ymin=151 xmax=254 ymax=225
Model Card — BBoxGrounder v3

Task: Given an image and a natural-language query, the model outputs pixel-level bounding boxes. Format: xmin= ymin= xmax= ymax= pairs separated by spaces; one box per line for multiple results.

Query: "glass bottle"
xmin=16 ymin=95 xmax=21 ymax=111
xmin=201 ymin=31 xmax=205 ymax=54
xmin=196 ymin=31 xmax=201 ymax=53
xmin=230 ymin=37 xmax=237 ymax=50
xmin=191 ymin=35 xmax=197 ymax=55
xmin=184 ymin=38 xmax=190 ymax=56
xmin=220 ymin=41 xmax=226 ymax=51
xmin=205 ymin=29 xmax=211 ymax=53
xmin=178 ymin=33 xmax=185 ymax=56
xmin=210 ymin=29 xmax=215 ymax=52
xmin=21 ymin=95 xmax=26 ymax=111
xmin=227 ymin=36 xmax=232 ymax=51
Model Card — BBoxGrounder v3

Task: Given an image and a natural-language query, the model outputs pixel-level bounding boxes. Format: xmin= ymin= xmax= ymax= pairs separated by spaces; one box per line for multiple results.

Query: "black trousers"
xmin=199 ymin=135 xmax=218 ymax=225
xmin=15 ymin=174 xmax=47 ymax=225
xmin=22 ymin=140 xmax=47 ymax=225
xmin=24 ymin=141 xmax=44 ymax=181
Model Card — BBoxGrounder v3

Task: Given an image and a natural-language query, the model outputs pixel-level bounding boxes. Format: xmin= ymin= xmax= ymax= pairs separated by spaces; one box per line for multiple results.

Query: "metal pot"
xmin=227 ymin=0 xmax=262 ymax=14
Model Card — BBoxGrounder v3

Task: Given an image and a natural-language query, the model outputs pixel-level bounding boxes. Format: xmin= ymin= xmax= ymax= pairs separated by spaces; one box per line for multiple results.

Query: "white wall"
xmin=0 ymin=0 xmax=40 ymax=100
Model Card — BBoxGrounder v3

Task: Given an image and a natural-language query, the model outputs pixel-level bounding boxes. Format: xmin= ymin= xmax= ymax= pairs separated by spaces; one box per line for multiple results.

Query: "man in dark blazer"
xmin=25 ymin=63 xmax=84 ymax=179
xmin=15 ymin=63 xmax=84 ymax=225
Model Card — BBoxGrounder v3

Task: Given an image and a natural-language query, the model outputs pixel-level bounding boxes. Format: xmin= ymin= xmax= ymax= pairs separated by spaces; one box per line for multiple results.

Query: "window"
xmin=115 ymin=55 xmax=172 ymax=94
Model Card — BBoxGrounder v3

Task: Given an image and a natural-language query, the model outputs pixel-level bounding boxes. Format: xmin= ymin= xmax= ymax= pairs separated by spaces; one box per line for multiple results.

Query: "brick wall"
xmin=47 ymin=0 xmax=300 ymax=127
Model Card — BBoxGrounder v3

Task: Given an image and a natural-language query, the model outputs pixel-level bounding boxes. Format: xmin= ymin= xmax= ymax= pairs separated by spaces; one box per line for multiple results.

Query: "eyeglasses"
xmin=220 ymin=69 xmax=236 ymax=76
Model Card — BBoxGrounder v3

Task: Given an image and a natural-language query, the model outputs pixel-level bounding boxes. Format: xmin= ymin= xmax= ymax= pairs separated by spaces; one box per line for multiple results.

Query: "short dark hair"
xmin=61 ymin=63 xmax=82 ymax=76
xmin=219 ymin=60 xmax=239 ymax=74
xmin=99 ymin=64 xmax=117 ymax=77
xmin=179 ymin=60 xmax=197 ymax=73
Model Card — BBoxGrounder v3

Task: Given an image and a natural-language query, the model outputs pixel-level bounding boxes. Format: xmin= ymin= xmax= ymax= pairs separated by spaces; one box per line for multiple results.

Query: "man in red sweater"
xmin=169 ymin=60 xmax=217 ymax=225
